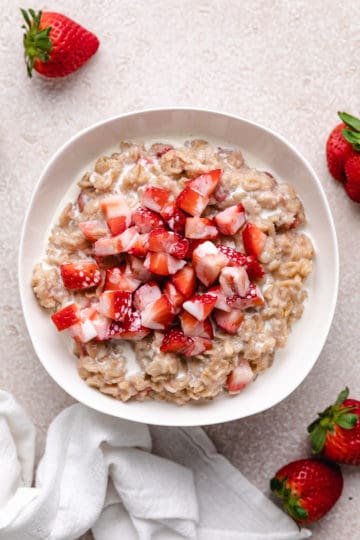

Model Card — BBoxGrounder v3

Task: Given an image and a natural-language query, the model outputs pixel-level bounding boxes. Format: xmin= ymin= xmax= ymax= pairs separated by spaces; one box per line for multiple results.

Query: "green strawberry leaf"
xmin=338 ymin=112 xmax=360 ymax=133
xmin=342 ymin=129 xmax=360 ymax=151
xmin=336 ymin=413 xmax=358 ymax=429
xmin=293 ymin=505 xmax=308 ymax=521
xmin=335 ymin=387 xmax=350 ymax=405
xmin=270 ymin=477 xmax=283 ymax=493
xmin=309 ymin=424 xmax=327 ymax=453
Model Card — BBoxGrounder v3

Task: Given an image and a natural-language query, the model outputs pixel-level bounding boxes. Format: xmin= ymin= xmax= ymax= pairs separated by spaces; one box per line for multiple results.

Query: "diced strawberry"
xmin=160 ymin=329 xmax=193 ymax=354
xmin=126 ymin=255 xmax=153 ymax=282
xmin=94 ymin=227 xmax=139 ymax=256
xmin=227 ymin=359 xmax=253 ymax=394
xmin=182 ymin=293 xmax=217 ymax=321
xmin=89 ymin=312 xmax=111 ymax=341
xmin=184 ymin=337 xmax=212 ymax=357
xmin=141 ymin=186 xmax=171 ymax=213
xmin=186 ymin=169 xmax=222 ymax=197
xmin=60 ymin=261 xmax=101 ymax=290
xmin=179 ymin=310 xmax=213 ymax=339
xmin=176 ymin=186 xmax=209 ymax=216
xmin=93 ymin=236 xmax=119 ymax=256
xmin=79 ymin=220 xmax=109 ymax=242
xmin=100 ymin=194 xmax=132 ymax=235
xmin=185 ymin=239 xmax=207 ymax=259
xmin=99 ymin=290 xmax=132 ymax=322
xmin=132 ymin=207 xmax=164 ymax=233
xmin=213 ymin=309 xmax=244 ymax=334
xmin=219 ymin=266 xmax=250 ymax=297
xmin=127 ymin=233 xmax=149 ymax=258
xmin=160 ymin=202 xmax=187 ymax=234
xmin=108 ymin=312 xmax=151 ymax=341
xmin=172 ymin=265 xmax=196 ymax=298
xmin=104 ymin=266 xmax=141 ymax=292
xmin=192 ymin=241 xmax=228 ymax=286
xmin=185 ymin=217 xmax=219 ymax=240
xmin=163 ymin=281 xmax=185 ymax=314
xmin=141 ymin=294 xmax=175 ymax=330
xmin=51 ymin=303 xmax=80 ymax=331
xmin=214 ymin=204 xmax=246 ymax=236
xmin=133 ymin=282 xmax=162 ymax=311
xmin=207 ymin=285 xmax=231 ymax=312
xmin=144 ymin=252 xmax=186 ymax=276
xmin=217 ymin=245 xmax=265 ymax=280
xmin=146 ymin=229 xmax=189 ymax=258
xmin=68 ymin=319 xmax=97 ymax=343
xmin=226 ymin=283 xmax=265 ymax=309
xmin=242 ymin=222 xmax=267 ymax=258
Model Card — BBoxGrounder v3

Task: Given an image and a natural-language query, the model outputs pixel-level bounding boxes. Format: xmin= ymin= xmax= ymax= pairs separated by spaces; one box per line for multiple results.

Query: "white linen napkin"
xmin=0 ymin=390 xmax=310 ymax=540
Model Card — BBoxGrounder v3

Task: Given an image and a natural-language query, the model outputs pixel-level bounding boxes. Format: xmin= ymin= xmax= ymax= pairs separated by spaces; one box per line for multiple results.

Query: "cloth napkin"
xmin=0 ymin=391 xmax=310 ymax=540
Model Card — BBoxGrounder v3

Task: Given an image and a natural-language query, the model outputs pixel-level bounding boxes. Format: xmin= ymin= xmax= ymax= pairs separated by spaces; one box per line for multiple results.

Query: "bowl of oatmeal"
xmin=18 ymin=108 xmax=338 ymax=426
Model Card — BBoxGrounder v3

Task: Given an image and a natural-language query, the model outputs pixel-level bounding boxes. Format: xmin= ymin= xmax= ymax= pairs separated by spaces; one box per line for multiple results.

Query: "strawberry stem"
xmin=21 ymin=8 xmax=52 ymax=78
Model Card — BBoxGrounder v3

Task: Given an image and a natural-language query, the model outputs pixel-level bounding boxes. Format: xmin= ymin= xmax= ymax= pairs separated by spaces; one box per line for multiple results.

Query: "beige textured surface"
xmin=1 ymin=0 xmax=360 ymax=538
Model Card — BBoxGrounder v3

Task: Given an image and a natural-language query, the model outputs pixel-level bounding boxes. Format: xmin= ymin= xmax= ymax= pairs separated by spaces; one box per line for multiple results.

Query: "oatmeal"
xmin=32 ymin=139 xmax=314 ymax=405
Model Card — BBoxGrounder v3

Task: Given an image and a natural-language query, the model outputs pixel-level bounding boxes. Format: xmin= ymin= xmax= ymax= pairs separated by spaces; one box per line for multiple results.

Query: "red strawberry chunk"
xmin=132 ymin=207 xmax=164 ymax=233
xmin=144 ymin=252 xmax=186 ymax=276
xmin=184 ymin=337 xmax=212 ymax=357
xmin=172 ymin=265 xmax=196 ymax=298
xmin=133 ymin=282 xmax=162 ymax=312
xmin=227 ymin=359 xmax=253 ymax=394
xmin=192 ymin=241 xmax=228 ymax=286
xmin=51 ymin=303 xmax=80 ymax=331
xmin=79 ymin=220 xmax=109 ymax=242
xmin=217 ymin=245 xmax=265 ymax=280
xmin=100 ymin=195 xmax=132 ymax=235
xmin=226 ymin=283 xmax=265 ymax=309
xmin=127 ymin=234 xmax=149 ymax=258
xmin=185 ymin=217 xmax=219 ymax=240
xmin=160 ymin=329 xmax=193 ymax=354
xmin=213 ymin=309 xmax=244 ymax=334
xmin=186 ymin=169 xmax=222 ymax=197
xmin=126 ymin=255 xmax=153 ymax=282
xmin=160 ymin=202 xmax=187 ymax=234
xmin=99 ymin=291 xmax=132 ymax=322
xmin=60 ymin=261 xmax=101 ymax=290
xmin=163 ymin=281 xmax=185 ymax=314
xmin=182 ymin=293 xmax=217 ymax=321
xmin=141 ymin=186 xmax=171 ymax=213
xmin=219 ymin=266 xmax=250 ymax=297
xmin=146 ymin=229 xmax=189 ymax=258
xmin=214 ymin=204 xmax=246 ymax=236
xmin=90 ymin=312 xmax=111 ymax=341
xmin=179 ymin=310 xmax=213 ymax=339
xmin=94 ymin=226 xmax=139 ymax=256
xmin=108 ymin=312 xmax=151 ymax=341
xmin=104 ymin=266 xmax=141 ymax=292
xmin=185 ymin=239 xmax=207 ymax=259
xmin=141 ymin=294 xmax=175 ymax=330
xmin=208 ymin=285 xmax=231 ymax=312
xmin=68 ymin=319 xmax=98 ymax=343
xmin=242 ymin=223 xmax=266 ymax=258
xmin=176 ymin=186 xmax=209 ymax=216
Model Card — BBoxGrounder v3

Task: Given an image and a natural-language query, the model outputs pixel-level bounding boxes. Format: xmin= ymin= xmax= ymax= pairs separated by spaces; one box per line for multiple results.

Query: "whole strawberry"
xmin=21 ymin=9 xmax=99 ymax=78
xmin=308 ymin=387 xmax=360 ymax=465
xmin=270 ymin=459 xmax=343 ymax=524
xmin=326 ymin=122 xmax=355 ymax=181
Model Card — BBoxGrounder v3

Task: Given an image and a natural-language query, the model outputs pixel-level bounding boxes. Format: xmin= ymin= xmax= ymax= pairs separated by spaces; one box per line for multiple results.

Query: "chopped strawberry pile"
xmin=52 ymin=169 xmax=267 ymax=373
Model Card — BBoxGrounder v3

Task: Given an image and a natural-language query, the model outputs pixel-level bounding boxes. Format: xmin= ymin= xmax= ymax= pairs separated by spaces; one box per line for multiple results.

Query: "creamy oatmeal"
xmin=32 ymin=139 xmax=314 ymax=404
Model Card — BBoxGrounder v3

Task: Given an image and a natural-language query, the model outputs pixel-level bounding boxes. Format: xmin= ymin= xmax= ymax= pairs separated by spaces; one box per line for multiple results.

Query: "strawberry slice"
xmin=219 ymin=266 xmax=250 ymax=297
xmin=213 ymin=309 xmax=244 ymax=334
xmin=182 ymin=293 xmax=217 ymax=321
xmin=227 ymin=359 xmax=253 ymax=394
xmin=51 ymin=303 xmax=80 ymax=331
xmin=132 ymin=207 xmax=165 ymax=233
xmin=141 ymin=294 xmax=175 ymax=330
xmin=186 ymin=169 xmax=222 ymax=197
xmin=108 ymin=312 xmax=151 ymax=341
xmin=184 ymin=217 xmax=219 ymax=240
xmin=242 ymin=222 xmax=266 ymax=258
xmin=217 ymin=245 xmax=265 ymax=280
xmin=68 ymin=319 xmax=97 ymax=343
xmin=141 ymin=186 xmax=171 ymax=213
xmin=127 ymin=233 xmax=149 ymax=258
xmin=226 ymin=283 xmax=265 ymax=309
xmin=60 ymin=261 xmax=101 ymax=290
xmin=144 ymin=252 xmax=186 ymax=276
xmin=160 ymin=202 xmax=187 ymax=234
xmin=94 ymin=227 xmax=139 ymax=256
xmin=176 ymin=186 xmax=209 ymax=216
xmin=207 ymin=285 xmax=231 ymax=312
xmin=79 ymin=220 xmax=109 ymax=242
xmin=160 ymin=329 xmax=193 ymax=354
xmin=179 ymin=310 xmax=213 ymax=339
xmin=100 ymin=194 xmax=132 ymax=235
xmin=99 ymin=290 xmax=132 ymax=322
xmin=214 ymin=204 xmax=246 ymax=236
xmin=133 ymin=282 xmax=162 ymax=311
xmin=126 ymin=255 xmax=153 ymax=282
xmin=184 ymin=337 xmax=212 ymax=357
xmin=146 ymin=229 xmax=189 ymax=258
xmin=192 ymin=241 xmax=228 ymax=286
xmin=163 ymin=281 xmax=185 ymax=313
xmin=104 ymin=265 xmax=141 ymax=292
xmin=172 ymin=265 xmax=196 ymax=298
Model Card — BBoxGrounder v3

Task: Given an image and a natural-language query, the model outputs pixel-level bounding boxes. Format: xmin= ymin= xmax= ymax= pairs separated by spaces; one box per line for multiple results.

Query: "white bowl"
xmin=18 ymin=108 xmax=339 ymax=426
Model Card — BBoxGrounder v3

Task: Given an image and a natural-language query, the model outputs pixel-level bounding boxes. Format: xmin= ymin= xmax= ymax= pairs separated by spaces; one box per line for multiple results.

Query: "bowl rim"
xmin=18 ymin=107 xmax=339 ymax=425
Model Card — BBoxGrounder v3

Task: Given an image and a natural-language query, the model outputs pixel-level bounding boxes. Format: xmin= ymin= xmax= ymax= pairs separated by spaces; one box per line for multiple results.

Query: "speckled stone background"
xmin=1 ymin=0 xmax=360 ymax=538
